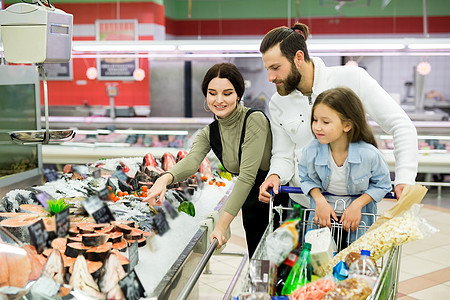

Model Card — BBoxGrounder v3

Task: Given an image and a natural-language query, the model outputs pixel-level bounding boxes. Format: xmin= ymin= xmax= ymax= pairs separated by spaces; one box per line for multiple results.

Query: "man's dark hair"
xmin=260 ymin=22 xmax=311 ymax=63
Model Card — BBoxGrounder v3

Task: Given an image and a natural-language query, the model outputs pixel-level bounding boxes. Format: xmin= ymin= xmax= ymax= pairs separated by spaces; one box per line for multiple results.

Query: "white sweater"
xmin=268 ymin=57 xmax=418 ymax=206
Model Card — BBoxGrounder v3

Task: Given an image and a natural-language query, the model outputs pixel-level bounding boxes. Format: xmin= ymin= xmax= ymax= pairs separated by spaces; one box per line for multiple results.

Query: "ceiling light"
xmin=307 ymin=40 xmax=405 ymax=51
xmin=72 ymin=42 xmax=177 ymax=52
xmin=178 ymin=44 xmax=260 ymax=52
xmin=408 ymin=43 xmax=450 ymax=50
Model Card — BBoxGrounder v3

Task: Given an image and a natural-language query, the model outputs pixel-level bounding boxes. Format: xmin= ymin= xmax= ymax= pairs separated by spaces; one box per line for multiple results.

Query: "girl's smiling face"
xmin=206 ymin=77 xmax=238 ymax=119
xmin=312 ymin=103 xmax=352 ymax=147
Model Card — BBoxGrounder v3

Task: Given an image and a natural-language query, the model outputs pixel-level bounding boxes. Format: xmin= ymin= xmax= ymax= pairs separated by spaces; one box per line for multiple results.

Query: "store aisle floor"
xmin=197 ymin=187 xmax=450 ymax=300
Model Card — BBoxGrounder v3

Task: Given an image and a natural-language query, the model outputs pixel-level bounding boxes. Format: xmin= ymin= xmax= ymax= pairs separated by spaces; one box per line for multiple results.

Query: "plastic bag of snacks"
xmin=315 ymin=204 xmax=438 ymax=277
xmin=266 ymin=219 xmax=301 ymax=265
xmin=323 ymin=276 xmax=373 ymax=300
xmin=290 ymin=277 xmax=337 ymax=300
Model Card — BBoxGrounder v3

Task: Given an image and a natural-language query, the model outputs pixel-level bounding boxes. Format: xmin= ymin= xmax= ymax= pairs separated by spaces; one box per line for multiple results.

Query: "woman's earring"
xmin=203 ymin=100 xmax=211 ymax=112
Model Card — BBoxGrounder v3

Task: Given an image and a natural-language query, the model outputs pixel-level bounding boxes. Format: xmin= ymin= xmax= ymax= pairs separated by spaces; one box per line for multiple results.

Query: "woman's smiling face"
xmin=206 ymin=77 xmax=238 ymax=119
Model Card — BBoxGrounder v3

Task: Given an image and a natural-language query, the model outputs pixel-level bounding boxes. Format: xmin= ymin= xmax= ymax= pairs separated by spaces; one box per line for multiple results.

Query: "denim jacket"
xmin=298 ymin=139 xmax=392 ymax=242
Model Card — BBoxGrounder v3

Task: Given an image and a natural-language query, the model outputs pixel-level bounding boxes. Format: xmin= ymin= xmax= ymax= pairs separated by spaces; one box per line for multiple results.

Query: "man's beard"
xmin=275 ymin=63 xmax=301 ymax=96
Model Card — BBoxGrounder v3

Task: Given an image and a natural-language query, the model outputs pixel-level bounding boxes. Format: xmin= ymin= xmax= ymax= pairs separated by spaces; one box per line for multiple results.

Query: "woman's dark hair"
xmin=260 ymin=22 xmax=311 ymax=63
xmin=201 ymin=63 xmax=245 ymax=100
xmin=312 ymin=87 xmax=378 ymax=148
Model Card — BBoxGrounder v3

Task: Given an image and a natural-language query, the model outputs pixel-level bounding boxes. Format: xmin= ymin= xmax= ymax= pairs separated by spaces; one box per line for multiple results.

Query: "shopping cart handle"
xmin=278 ymin=186 xmax=305 ymax=194
xmin=277 ymin=186 xmax=396 ymax=199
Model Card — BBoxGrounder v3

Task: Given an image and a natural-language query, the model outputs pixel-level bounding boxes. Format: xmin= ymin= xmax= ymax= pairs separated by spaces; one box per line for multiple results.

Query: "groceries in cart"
xmin=237 ymin=184 xmax=438 ymax=299
xmin=265 ymin=204 xmax=303 ymax=266
xmin=247 ymin=259 xmax=277 ymax=295
xmin=305 ymin=227 xmax=337 ymax=275
xmin=280 ymin=242 xmax=312 ymax=295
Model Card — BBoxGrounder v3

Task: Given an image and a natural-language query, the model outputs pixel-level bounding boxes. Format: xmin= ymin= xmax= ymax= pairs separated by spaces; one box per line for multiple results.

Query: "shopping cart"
xmin=239 ymin=186 xmax=401 ymax=300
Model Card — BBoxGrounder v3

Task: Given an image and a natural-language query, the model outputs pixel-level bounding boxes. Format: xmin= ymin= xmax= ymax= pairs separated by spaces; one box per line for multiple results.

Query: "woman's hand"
xmin=142 ymin=173 xmax=173 ymax=206
xmin=341 ymin=201 xmax=363 ymax=232
xmin=209 ymin=212 xmax=234 ymax=250
xmin=209 ymin=227 xmax=228 ymax=250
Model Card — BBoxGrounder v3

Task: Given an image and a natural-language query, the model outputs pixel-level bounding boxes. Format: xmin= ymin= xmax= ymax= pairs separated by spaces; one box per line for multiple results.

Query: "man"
xmin=258 ymin=23 xmax=418 ymax=206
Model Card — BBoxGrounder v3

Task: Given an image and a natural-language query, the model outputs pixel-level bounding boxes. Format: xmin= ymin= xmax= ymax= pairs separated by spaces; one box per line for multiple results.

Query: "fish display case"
xmin=370 ymin=120 xmax=450 ymax=177
xmin=0 ymin=153 xmax=232 ymax=299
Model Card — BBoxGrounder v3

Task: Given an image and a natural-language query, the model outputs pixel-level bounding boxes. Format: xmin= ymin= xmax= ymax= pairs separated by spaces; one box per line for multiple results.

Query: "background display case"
xmin=0 ymin=65 xmax=44 ymax=197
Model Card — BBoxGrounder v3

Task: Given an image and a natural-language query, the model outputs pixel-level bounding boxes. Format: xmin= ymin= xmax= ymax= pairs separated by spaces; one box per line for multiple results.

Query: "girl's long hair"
xmin=312 ymin=87 xmax=378 ymax=148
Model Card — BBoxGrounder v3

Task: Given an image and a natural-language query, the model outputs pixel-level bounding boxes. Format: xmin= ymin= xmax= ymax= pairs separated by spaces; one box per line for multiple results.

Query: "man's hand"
xmin=394 ymin=184 xmax=406 ymax=200
xmin=258 ymin=174 xmax=280 ymax=203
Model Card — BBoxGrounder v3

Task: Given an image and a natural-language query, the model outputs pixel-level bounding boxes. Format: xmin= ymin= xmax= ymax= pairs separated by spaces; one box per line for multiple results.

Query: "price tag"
xmin=153 ymin=210 xmax=170 ymax=236
xmin=106 ymin=178 xmax=117 ymax=193
xmin=43 ymin=168 xmax=59 ymax=182
xmin=91 ymin=205 xmax=115 ymax=224
xmin=55 ymin=207 xmax=70 ymax=237
xmin=33 ymin=191 xmax=52 ymax=209
xmin=128 ymin=240 xmax=139 ymax=271
xmin=119 ymin=270 xmax=146 ymax=300
xmin=98 ymin=187 xmax=111 ymax=201
xmin=28 ymin=219 xmax=49 ymax=254
xmin=162 ymin=200 xmax=178 ymax=219
xmin=82 ymin=196 xmax=115 ymax=223
xmin=92 ymin=168 xmax=101 ymax=179
xmin=82 ymin=196 xmax=104 ymax=215
xmin=113 ymin=170 xmax=128 ymax=182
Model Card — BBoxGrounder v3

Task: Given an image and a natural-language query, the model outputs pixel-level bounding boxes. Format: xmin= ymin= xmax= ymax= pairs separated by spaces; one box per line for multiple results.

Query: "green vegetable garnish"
xmin=47 ymin=198 xmax=71 ymax=216
xmin=178 ymin=201 xmax=195 ymax=217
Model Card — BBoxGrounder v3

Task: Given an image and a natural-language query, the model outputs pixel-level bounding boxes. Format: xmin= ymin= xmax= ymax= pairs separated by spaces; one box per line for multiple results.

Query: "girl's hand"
xmin=209 ymin=227 xmax=228 ymax=249
xmin=314 ymin=200 xmax=338 ymax=228
xmin=142 ymin=173 xmax=172 ymax=206
xmin=341 ymin=202 xmax=362 ymax=232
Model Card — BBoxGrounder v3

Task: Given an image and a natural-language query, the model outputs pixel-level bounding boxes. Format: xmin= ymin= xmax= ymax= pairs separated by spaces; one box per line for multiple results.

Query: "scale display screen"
xmin=51 ymin=24 xmax=69 ymax=35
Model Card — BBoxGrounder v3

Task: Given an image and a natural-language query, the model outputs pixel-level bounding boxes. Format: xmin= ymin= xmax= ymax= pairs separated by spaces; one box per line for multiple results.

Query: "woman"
xmin=143 ymin=63 xmax=288 ymax=257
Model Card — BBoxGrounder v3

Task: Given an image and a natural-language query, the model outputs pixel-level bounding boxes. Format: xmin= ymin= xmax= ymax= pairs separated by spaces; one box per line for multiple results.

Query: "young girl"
xmin=298 ymin=87 xmax=392 ymax=245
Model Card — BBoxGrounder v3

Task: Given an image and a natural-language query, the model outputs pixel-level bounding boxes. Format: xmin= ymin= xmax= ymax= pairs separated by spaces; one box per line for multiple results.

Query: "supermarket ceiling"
xmin=2 ymin=0 xmax=450 ymax=37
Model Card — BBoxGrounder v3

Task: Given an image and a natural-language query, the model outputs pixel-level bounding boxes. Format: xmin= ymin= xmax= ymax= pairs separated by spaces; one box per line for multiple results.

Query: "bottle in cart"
xmin=348 ymin=249 xmax=378 ymax=286
xmin=275 ymin=245 xmax=301 ymax=295
xmin=280 ymin=242 xmax=312 ymax=295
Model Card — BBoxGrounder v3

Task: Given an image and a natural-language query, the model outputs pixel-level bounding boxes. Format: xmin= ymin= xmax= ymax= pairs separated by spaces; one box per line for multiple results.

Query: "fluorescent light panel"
xmin=70 ymin=38 xmax=450 ymax=54
xmin=308 ymin=43 xmax=405 ymax=51
xmin=73 ymin=44 xmax=177 ymax=52
xmin=178 ymin=44 xmax=260 ymax=51
xmin=408 ymin=43 xmax=450 ymax=50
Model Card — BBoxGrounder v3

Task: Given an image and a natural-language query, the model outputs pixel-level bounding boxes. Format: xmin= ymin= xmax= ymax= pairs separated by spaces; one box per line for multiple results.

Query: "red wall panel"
xmin=40 ymin=59 xmax=150 ymax=107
